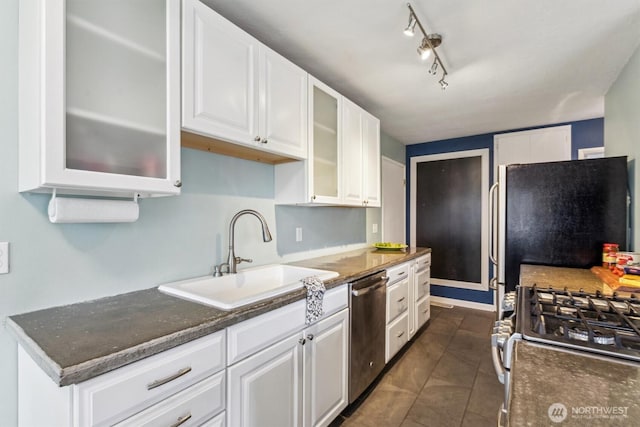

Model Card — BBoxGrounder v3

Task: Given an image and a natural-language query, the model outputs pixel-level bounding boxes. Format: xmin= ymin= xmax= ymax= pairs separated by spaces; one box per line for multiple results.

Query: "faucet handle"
xmin=235 ymin=257 xmax=253 ymax=265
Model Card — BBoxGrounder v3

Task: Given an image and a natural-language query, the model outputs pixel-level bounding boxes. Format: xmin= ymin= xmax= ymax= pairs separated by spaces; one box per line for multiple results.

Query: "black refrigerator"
xmin=492 ymin=156 xmax=629 ymax=308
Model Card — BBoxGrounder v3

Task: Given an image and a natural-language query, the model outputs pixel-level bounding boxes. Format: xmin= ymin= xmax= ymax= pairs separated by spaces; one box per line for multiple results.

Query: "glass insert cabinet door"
xmin=22 ymin=0 xmax=181 ymax=196
xmin=65 ymin=0 xmax=168 ymax=179
xmin=310 ymin=79 xmax=341 ymax=202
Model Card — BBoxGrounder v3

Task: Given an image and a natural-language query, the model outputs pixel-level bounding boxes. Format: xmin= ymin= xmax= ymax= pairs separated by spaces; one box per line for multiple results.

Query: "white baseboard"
xmin=430 ymin=296 xmax=495 ymax=312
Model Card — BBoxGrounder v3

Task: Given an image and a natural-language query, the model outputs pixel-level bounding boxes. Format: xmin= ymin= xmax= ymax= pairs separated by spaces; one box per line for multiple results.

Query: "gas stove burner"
xmin=537 ymin=292 xmax=554 ymax=304
xmin=557 ymin=306 xmax=577 ymax=317
xmin=558 ymin=325 xmax=616 ymax=346
xmin=590 ymin=298 xmax=610 ymax=311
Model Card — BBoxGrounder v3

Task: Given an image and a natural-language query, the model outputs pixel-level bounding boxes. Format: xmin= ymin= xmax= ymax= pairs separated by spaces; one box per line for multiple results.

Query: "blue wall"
xmin=406 ymin=118 xmax=604 ymax=304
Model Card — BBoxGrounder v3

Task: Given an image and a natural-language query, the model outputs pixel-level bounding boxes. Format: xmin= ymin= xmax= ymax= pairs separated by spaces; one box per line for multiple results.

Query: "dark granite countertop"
xmin=520 ymin=264 xmax=616 ymax=295
xmin=7 ymin=247 xmax=430 ymax=386
xmin=508 ymin=341 xmax=640 ymax=426
xmin=511 ymin=265 xmax=640 ymax=426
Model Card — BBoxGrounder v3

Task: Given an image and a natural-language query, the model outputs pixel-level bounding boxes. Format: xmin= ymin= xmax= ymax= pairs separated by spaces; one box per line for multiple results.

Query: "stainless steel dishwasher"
xmin=348 ymin=270 xmax=389 ymax=403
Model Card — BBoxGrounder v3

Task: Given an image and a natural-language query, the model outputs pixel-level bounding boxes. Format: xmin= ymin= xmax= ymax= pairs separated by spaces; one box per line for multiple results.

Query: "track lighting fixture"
xmin=403 ymin=3 xmax=449 ymax=88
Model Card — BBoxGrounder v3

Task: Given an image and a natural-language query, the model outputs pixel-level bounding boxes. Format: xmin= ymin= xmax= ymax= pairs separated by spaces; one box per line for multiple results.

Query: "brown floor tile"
xmin=461 ymin=410 xmax=497 ymax=427
xmin=406 ymin=380 xmax=472 ymax=427
xmin=429 ymin=351 xmax=479 ymax=388
xmin=399 ymin=419 xmax=428 ymax=427
xmin=458 ymin=312 xmax=495 ymax=336
xmin=445 ymin=329 xmax=492 ymax=366
xmin=345 ymin=382 xmax=417 ymax=427
xmin=381 ymin=343 xmax=438 ymax=394
xmin=466 ymin=371 xmax=505 ymax=420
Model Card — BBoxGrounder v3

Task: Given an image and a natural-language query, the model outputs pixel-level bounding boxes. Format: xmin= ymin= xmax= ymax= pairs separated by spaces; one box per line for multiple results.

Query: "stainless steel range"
xmin=492 ymin=285 xmax=640 ymax=424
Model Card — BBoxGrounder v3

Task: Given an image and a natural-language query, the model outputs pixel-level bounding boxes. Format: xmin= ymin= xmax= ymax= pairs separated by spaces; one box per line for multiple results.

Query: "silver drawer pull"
xmin=170 ymin=413 xmax=192 ymax=427
xmin=147 ymin=367 xmax=192 ymax=390
xmin=422 ymin=308 xmax=429 ymax=314
xmin=397 ymin=297 xmax=406 ymax=303
xmin=397 ymin=331 xmax=405 ymax=338
xmin=397 ymin=271 xmax=406 ymax=276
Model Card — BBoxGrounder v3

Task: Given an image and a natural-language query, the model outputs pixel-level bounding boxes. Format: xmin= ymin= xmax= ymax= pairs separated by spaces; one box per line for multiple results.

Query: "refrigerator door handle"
xmin=489 ymin=181 xmax=499 ymax=266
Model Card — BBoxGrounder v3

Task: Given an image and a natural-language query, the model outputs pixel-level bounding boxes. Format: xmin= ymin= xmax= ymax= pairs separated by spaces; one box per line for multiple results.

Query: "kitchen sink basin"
xmin=158 ymin=264 xmax=339 ymax=310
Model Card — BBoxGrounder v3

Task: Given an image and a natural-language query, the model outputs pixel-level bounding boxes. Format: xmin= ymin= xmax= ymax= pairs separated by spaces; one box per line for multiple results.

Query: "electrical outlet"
xmin=295 ymin=227 xmax=303 ymax=242
xmin=0 ymin=242 xmax=8 ymax=274
xmin=372 ymin=223 xmax=378 ymax=233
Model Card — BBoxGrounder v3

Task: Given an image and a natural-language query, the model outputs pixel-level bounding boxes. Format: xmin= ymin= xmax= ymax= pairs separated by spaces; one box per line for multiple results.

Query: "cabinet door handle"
xmin=422 ymin=308 xmax=429 ymax=314
xmin=261 ymin=138 xmax=268 ymax=144
xmin=146 ymin=367 xmax=192 ymax=390
xmin=307 ymin=334 xmax=314 ymax=341
xmin=397 ymin=297 xmax=406 ymax=303
xmin=174 ymin=180 xmax=182 ymax=188
xmin=299 ymin=338 xmax=306 ymax=345
xmin=254 ymin=136 xmax=261 ymax=141
xmin=169 ymin=413 xmax=192 ymax=427
xmin=397 ymin=331 xmax=405 ymax=338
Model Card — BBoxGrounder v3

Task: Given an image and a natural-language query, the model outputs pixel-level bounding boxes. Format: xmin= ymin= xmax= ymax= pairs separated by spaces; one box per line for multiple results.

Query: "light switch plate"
xmin=295 ymin=227 xmax=303 ymax=242
xmin=372 ymin=223 xmax=378 ymax=233
xmin=0 ymin=242 xmax=8 ymax=274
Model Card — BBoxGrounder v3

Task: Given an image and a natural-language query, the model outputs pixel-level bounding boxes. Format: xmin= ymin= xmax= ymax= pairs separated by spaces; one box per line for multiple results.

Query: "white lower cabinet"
xmin=18 ymin=330 xmax=226 ymax=427
xmin=227 ymin=308 xmax=349 ymax=427
xmin=227 ymin=332 xmax=304 ymax=427
xmin=386 ymin=312 xmax=409 ymax=363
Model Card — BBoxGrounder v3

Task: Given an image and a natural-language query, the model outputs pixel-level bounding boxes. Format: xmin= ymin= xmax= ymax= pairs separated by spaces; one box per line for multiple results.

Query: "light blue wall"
xmin=605 ymin=43 xmax=640 ymax=251
xmin=0 ymin=1 xmax=367 ymax=422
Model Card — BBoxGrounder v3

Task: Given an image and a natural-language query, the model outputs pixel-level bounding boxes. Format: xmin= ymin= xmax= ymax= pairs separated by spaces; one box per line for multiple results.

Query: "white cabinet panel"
xmin=114 ymin=372 xmax=225 ymax=427
xmin=341 ymin=98 xmax=364 ymax=205
xmin=304 ymin=309 xmax=349 ymax=427
xmin=416 ymin=295 xmax=431 ymax=330
xmin=363 ymin=111 xmax=381 ymax=207
xmin=386 ymin=312 xmax=409 ymax=363
xmin=260 ymin=47 xmax=308 ymax=158
xmin=387 ymin=278 xmax=409 ymax=323
xmin=227 ymin=332 xmax=304 ymax=427
xmin=75 ymin=331 xmax=226 ymax=427
xmin=182 ymin=0 xmax=258 ymax=144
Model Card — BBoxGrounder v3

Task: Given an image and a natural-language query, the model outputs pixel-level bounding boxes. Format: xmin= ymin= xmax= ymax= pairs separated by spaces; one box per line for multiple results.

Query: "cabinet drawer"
xmin=415 ymin=254 xmax=431 ymax=272
xmin=415 ymin=268 xmax=430 ymax=301
xmin=416 ymin=296 xmax=431 ymax=330
xmin=386 ymin=262 xmax=410 ymax=285
xmin=227 ymin=284 xmax=348 ymax=365
xmin=386 ymin=278 xmax=409 ymax=323
xmin=114 ymin=372 xmax=225 ymax=427
xmin=201 ymin=411 xmax=226 ymax=427
xmin=75 ymin=330 xmax=226 ymax=427
xmin=385 ymin=312 xmax=409 ymax=363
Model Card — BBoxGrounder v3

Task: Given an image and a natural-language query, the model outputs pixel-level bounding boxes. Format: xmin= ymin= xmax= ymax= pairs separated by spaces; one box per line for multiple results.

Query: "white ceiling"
xmin=202 ymin=0 xmax=640 ymax=144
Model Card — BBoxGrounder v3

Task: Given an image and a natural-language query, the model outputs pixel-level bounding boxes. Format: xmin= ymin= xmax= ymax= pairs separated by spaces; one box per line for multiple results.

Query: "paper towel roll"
xmin=48 ymin=197 xmax=140 ymax=223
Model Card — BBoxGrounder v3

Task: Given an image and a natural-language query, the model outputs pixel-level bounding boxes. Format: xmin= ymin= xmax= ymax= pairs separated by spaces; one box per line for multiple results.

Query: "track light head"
xmin=428 ymin=61 xmax=438 ymax=75
xmin=416 ymin=34 xmax=442 ymax=61
xmin=439 ymin=76 xmax=449 ymax=90
xmin=404 ymin=16 xmax=417 ymax=37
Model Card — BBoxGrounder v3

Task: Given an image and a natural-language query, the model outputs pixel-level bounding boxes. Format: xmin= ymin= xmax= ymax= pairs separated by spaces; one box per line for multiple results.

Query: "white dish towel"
xmin=302 ymin=276 xmax=325 ymax=324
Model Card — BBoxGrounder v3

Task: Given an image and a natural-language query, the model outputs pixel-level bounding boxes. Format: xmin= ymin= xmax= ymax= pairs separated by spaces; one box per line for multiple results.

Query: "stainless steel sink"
xmin=158 ymin=264 xmax=339 ymax=310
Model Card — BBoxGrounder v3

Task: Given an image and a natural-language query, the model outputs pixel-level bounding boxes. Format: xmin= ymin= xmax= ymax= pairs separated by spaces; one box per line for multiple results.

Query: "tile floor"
xmin=335 ymin=305 xmax=504 ymax=427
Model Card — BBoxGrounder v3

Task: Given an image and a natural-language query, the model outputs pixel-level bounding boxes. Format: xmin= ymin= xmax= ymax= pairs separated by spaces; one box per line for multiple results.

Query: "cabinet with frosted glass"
xmin=19 ymin=0 xmax=181 ymax=197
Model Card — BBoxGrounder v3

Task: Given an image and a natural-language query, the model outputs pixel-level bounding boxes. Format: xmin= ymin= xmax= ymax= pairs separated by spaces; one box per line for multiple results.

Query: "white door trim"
xmin=410 ymin=149 xmax=489 ymax=291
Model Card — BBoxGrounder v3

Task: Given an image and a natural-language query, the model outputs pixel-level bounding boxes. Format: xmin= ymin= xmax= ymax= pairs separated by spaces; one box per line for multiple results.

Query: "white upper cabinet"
xmin=341 ymin=99 xmax=381 ymax=207
xmin=363 ymin=110 xmax=381 ymax=207
xmin=182 ymin=0 xmax=307 ymax=160
xmin=19 ymin=0 xmax=182 ymax=197
xmin=341 ymin=98 xmax=364 ymax=205
xmin=274 ymin=80 xmax=381 ymax=207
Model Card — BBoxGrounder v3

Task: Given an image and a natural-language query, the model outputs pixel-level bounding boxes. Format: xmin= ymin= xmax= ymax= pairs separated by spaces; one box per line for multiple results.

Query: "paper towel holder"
xmin=48 ymin=189 xmax=140 ymax=224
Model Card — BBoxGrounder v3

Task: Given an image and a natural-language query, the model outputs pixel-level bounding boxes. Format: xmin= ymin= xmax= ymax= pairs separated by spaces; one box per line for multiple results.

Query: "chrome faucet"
xmin=214 ymin=209 xmax=273 ymax=276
